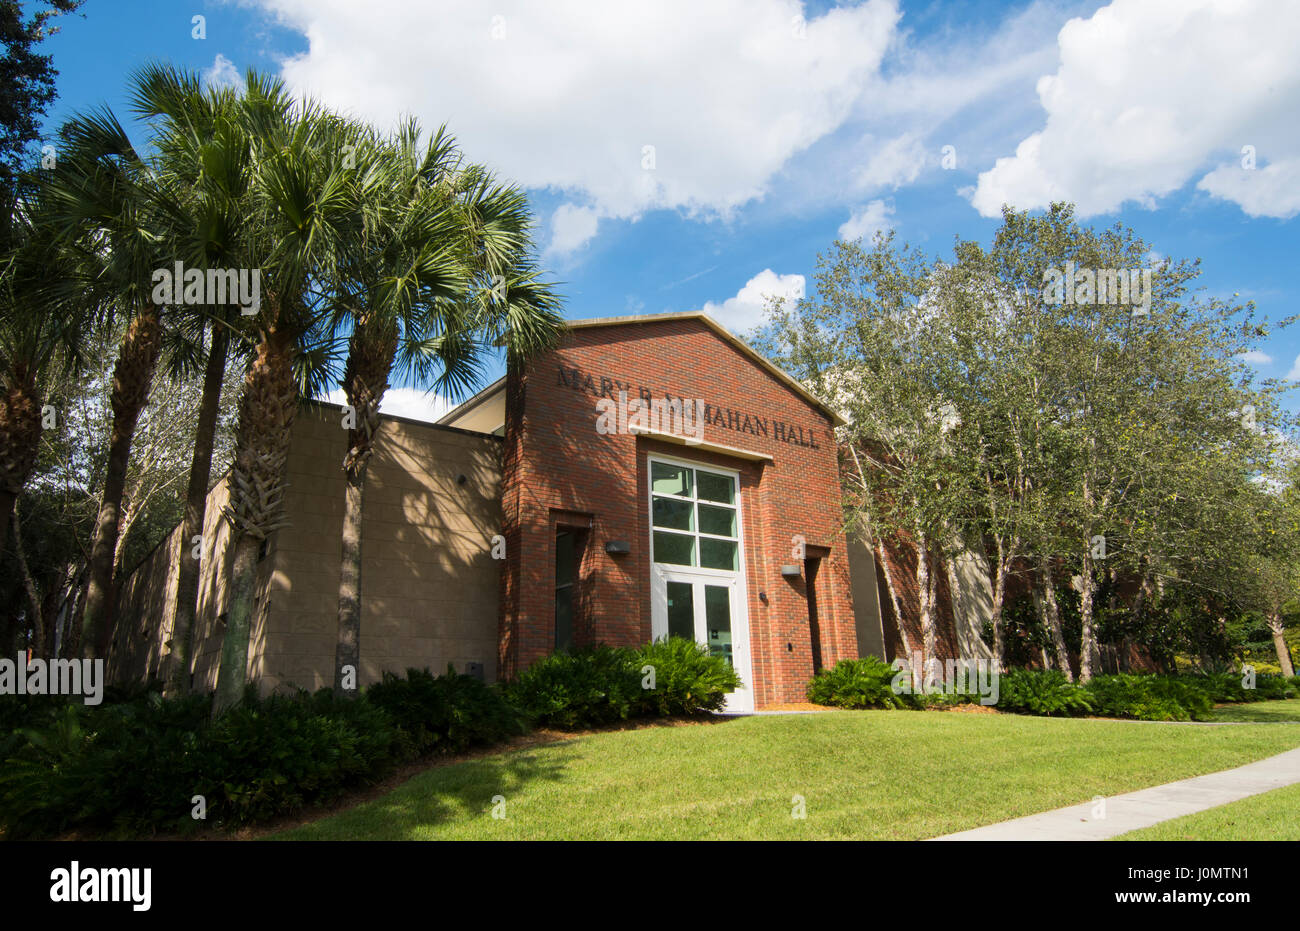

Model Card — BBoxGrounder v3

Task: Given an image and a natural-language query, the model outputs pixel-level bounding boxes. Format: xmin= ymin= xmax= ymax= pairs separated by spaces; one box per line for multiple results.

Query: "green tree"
xmin=327 ymin=121 xmax=562 ymax=696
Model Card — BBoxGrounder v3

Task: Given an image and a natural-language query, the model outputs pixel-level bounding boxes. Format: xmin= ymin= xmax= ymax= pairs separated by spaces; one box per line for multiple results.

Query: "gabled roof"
xmin=438 ymin=311 xmax=846 ymax=432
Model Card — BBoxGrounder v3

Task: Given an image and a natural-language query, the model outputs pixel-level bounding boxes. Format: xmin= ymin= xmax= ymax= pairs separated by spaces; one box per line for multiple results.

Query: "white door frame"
xmin=646 ymin=454 xmax=754 ymax=713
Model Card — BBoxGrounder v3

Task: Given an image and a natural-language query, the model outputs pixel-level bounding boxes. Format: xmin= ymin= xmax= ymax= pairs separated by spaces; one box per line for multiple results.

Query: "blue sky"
xmin=36 ymin=0 xmax=1300 ymax=420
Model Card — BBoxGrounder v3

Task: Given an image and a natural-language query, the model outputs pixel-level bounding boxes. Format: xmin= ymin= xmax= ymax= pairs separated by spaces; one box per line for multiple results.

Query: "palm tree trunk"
xmin=81 ymin=303 xmax=163 ymax=657
xmin=0 ymin=365 xmax=43 ymax=556
xmin=335 ymin=471 xmax=364 ymax=695
xmin=214 ymin=534 xmax=260 ymax=711
xmin=214 ymin=318 xmax=297 ymax=713
xmin=1269 ymin=612 xmax=1295 ymax=679
xmin=333 ymin=323 xmax=396 ymax=697
xmin=166 ymin=318 xmax=230 ymax=696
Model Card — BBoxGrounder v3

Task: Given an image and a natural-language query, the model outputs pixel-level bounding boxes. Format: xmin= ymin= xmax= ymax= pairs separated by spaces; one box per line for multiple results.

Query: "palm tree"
xmin=0 ymin=179 xmax=89 ymax=559
xmin=211 ymin=77 xmax=357 ymax=713
xmin=125 ymin=63 xmax=256 ymax=695
xmin=326 ymin=120 xmax=564 ymax=695
xmin=36 ymin=108 xmax=177 ymax=658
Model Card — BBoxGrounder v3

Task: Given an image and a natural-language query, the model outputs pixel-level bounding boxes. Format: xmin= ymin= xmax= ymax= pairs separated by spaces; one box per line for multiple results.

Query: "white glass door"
xmin=648 ymin=458 xmax=753 ymax=713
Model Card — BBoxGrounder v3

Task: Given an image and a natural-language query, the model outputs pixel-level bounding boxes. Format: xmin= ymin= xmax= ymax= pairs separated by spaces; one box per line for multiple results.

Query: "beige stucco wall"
xmin=112 ymin=402 xmax=504 ymax=694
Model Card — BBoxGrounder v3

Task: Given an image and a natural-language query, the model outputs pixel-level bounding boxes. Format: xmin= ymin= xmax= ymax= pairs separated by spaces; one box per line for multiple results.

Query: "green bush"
xmin=636 ymin=637 xmax=742 ymax=716
xmin=1252 ymin=674 xmax=1297 ymax=701
xmin=366 ymin=666 xmax=524 ymax=754
xmin=505 ymin=645 xmax=644 ymax=729
xmin=198 ymin=688 xmax=406 ymax=826
xmin=1083 ymin=674 xmax=1213 ymax=722
xmin=996 ymin=669 xmax=1093 ymax=716
xmin=806 ymin=657 xmax=914 ymax=709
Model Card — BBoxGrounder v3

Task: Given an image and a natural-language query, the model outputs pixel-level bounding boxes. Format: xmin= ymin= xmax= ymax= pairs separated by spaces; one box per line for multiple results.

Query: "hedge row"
xmin=0 ymin=637 xmax=738 ymax=838
xmin=807 ymin=658 xmax=1299 ymax=722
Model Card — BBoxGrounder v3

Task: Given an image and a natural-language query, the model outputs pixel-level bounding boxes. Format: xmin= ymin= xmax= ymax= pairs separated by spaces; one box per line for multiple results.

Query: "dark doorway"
xmin=806 ymin=556 xmax=823 ymax=673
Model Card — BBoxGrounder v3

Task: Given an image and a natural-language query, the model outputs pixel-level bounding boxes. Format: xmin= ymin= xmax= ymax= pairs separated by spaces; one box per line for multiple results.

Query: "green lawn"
xmin=1116 ymin=782 xmax=1300 ymax=841
xmin=1207 ymin=699 xmax=1300 ymax=723
xmin=272 ymin=711 xmax=1300 ymax=841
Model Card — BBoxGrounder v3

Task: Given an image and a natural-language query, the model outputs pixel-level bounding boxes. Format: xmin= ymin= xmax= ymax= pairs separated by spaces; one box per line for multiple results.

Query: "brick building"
xmin=114 ymin=312 xmax=897 ymax=711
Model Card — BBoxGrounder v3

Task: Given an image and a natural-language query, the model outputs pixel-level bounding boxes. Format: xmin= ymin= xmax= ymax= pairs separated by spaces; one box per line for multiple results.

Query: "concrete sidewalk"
xmin=930 ymin=746 xmax=1300 ymax=840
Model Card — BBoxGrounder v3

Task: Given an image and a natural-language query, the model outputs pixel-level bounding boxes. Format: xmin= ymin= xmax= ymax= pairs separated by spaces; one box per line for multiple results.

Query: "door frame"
xmin=646 ymin=453 xmax=754 ymax=713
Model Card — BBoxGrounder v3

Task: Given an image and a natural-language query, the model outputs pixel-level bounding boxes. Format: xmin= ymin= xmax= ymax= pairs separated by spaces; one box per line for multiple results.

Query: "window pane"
xmin=555 ymin=587 xmax=573 ymax=652
xmin=651 ymin=462 xmax=691 ymax=497
xmin=652 ymin=495 xmax=693 ymax=531
xmin=697 ymin=503 xmax=736 ymax=538
xmin=667 ymin=582 xmax=694 ymax=640
xmin=699 ymin=537 xmax=737 ymax=571
xmin=697 ymin=471 xmax=734 ymax=504
xmin=555 ymin=530 xmax=577 ymax=585
xmin=653 ymin=531 xmax=695 ymax=566
xmin=704 ymin=585 xmax=733 ymax=666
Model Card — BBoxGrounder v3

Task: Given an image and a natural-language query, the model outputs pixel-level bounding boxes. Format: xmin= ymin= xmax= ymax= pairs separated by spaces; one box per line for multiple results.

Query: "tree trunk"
xmin=166 ymin=320 xmax=230 ymax=696
xmin=990 ymin=538 xmax=1011 ymax=672
xmin=1078 ymin=546 xmax=1098 ymax=682
xmin=1269 ymin=612 xmax=1295 ymax=679
xmin=874 ymin=540 xmax=912 ymax=656
xmin=11 ymin=505 xmax=45 ymax=656
xmin=334 ymin=319 xmax=397 ymax=697
xmin=0 ymin=365 xmax=43 ymax=556
xmin=214 ymin=315 xmax=298 ymax=713
xmin=334 ymin=471 xmax=364 ymax=695
xmin=81 ymin=304 xmax=163 ymax=658
xmin=914 ymin=521 xmax=937 ymax=690
xmin=1039 ymin=556 xmax=1073 ymax=681
xmin=213 ymin=534 xmax=259 ymax=712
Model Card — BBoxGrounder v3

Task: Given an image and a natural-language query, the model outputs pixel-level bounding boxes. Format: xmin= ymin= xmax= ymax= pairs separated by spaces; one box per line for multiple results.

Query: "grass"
xmin=1116 ymin=782 xmax=1300 ymax=841
xmin=1207 ymin=698 xmax=1300 ymax=723
xmin=271 ymin=710 xmax=1300 ymax=841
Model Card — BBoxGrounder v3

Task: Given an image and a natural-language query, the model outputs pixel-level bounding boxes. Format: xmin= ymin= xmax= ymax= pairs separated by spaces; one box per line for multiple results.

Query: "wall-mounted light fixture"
xmin=759 ymin=591 xmax=768 ymax=604
xmin=605 ymin=540 xmax=631 ymax=555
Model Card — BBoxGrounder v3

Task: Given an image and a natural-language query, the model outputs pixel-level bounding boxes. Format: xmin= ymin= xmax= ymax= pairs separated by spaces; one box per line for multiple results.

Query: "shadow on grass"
xmin=1209 ymin=702 xmax=1300 ymax=723
xmin=272 ymin=745 xmax=572 ymax=840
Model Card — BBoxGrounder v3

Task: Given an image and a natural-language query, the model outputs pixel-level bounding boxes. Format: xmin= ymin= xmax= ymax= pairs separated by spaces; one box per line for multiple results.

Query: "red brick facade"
xmin=497 ymin=316 xmax=858 ymax=708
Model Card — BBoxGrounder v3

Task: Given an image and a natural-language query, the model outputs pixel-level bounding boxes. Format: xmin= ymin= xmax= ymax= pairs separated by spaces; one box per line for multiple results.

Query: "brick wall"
xmin=498 ymin=317 xmax=857 ymax=707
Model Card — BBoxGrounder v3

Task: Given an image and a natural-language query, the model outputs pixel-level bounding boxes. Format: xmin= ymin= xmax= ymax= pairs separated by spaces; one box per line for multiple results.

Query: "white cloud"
xmin=838 ymin=199 xmax=894 ymax=242
xmin=545 ymin=203 xmax=601 ymax=258
xmin=202 ymin=54 xmax=241 ymax=90
xmin=256 ymin=0 xmax=900 ymax=224
xmin=1197 ymin=157 xmax=1300 ymax=219
xmin=700 ymin=269 xmax=805 ymax=334
xmin=323 ymin=387 xmax=454 ymax=423
xmin=1237 ymin=350 xmax=1272 ymax=366
xmin=852 ymin=133 xmax=926 ymax=191
xmin=1287 ymin=355 xmax=1300 ymax=382
xmin=970 ymin=0 xmax=1300 ymax=218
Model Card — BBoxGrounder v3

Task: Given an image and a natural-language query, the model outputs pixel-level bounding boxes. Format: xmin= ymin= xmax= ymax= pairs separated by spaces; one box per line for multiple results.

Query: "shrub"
xmin=1083 ymin=674 xmax=1213 ymax=722
xmin=635 ymin=637 xmax=742 ymax=716
xmin=366 ymin=666 xmax=524 ymax=755
xmin=996 ymin=669 xmax=1093 ymax=717
xmin=505 ymin=645 xmax=643 ymax=729
xmin=806 ymin=657 xmax=913 ymax=709
xmin=198 ymin=688 xmax=405 ymax=826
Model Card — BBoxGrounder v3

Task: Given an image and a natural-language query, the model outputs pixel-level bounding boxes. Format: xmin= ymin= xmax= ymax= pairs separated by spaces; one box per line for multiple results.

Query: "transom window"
xmin=651 ymin=461 xmax=739 ymax=571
